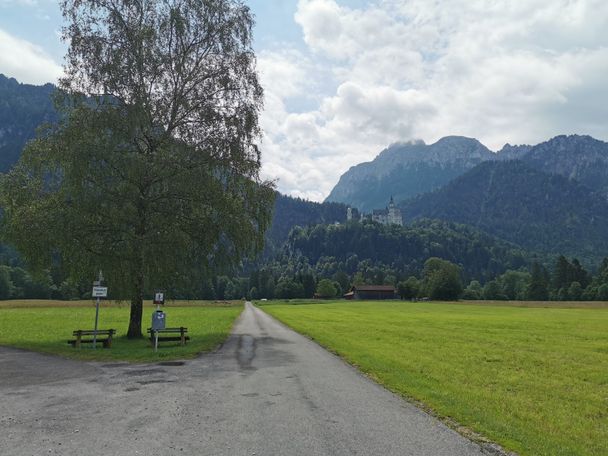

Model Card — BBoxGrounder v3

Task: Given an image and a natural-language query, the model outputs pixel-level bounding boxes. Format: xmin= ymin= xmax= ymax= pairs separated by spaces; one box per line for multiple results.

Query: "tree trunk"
xmin=128 ymin=198 xmax=147 ymax=339
xmin=127 ymin=269 xmax=144 ymax=338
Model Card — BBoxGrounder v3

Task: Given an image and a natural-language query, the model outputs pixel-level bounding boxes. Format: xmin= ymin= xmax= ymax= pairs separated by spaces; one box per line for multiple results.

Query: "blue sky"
xmin=1 ymin=0 xmax=607 ymax=201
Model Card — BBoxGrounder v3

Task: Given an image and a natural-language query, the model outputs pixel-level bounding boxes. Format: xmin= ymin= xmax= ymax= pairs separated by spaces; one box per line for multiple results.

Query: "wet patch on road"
xmin=136 ymin=379 xmax=176 ymax=385
xmin=236 ymin=334 xmax=256 ymax=370
xmin=157 ymin=361 xmax=185 ymax=367
xmin=123 ymin=368 xmax=167 ymax=376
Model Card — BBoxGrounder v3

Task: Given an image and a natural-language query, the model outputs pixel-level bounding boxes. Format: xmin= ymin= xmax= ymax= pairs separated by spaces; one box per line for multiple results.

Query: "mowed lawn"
xmin=262 ymin=301 xmax=608 ymax=456
xmin=0 ymin=301 xmax=243 ymax=362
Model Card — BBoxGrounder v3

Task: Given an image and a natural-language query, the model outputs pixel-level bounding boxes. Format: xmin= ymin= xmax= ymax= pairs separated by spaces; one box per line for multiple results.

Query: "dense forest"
xmin=401 ymin=160 xmax=608 ymax=264
xmin=2 ymin=209 xmax=608 ymax=302
xmin=285 ymin=219 xmax=532 ymax=282
xmin=265 ymin=193 xmax=353 ymax=249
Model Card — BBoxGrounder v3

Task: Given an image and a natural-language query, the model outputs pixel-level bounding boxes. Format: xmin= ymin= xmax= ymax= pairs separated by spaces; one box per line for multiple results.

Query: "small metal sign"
xmin=153 ymin=291 xmax=165 ymax=305
xmin=92 ymin=286 xmax=108 ymax=298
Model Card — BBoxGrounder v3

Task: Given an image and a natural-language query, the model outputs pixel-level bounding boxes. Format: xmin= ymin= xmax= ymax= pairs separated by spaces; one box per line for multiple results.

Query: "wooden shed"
xmin=348 ymin=285 xmax=396 ymax=300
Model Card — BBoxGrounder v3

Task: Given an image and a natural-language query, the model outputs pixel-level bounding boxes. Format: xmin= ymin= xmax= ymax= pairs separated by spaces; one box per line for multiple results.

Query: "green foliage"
xmin=462 ymin=280 xmax=482 ymax=300
xmin=568 ymin=282 xmax=583 ymax=301
xmin=497 ymin=270 xmax=530 ymax=300
xmin=0 ymin=0 xmax=274 ymax=337
xmin=274 ymin=278 xmax=305 ymax=299
xmin=316 ymin=278 xmax=337 ymax=298
xmin=421 ymin=257 xmax=462 ymax=300
xmin=483 ymin=280 xmax=506 ymax=300
xmin=287 ymin=219 xmax=530 ymax=283
xmin=267 ymin=193 xmax=350 ymax=249
xmin=526 ymin=262 xmax=549 ymax=300
xmin=402 ymin=160 xmax=608 ymax=264
xmin=0 ymin=265 xmax=14 ymax=300
xmin=597 ymin=283 xmax=608 ymax=300
xmin=397 ymin=276 xmax=419 ymax=300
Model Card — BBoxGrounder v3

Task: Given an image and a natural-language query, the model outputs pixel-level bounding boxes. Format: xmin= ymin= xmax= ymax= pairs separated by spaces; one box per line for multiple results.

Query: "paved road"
xmin=1 ymin=303 xmax=489 ymax=455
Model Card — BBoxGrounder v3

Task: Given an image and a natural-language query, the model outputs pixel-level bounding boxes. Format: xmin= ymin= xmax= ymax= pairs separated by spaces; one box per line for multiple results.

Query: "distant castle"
xmin=347 ymin=197 xmax=403 ymax=226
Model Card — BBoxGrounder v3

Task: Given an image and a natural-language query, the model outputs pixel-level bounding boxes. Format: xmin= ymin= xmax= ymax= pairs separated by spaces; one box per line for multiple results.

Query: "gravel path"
xmin=1 ymin=302 xmax=488 ymax=455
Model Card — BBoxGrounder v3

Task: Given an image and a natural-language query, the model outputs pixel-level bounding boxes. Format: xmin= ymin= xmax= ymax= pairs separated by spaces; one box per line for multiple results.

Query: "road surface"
xmin=1 ymin=302 xmax=492 ymax=455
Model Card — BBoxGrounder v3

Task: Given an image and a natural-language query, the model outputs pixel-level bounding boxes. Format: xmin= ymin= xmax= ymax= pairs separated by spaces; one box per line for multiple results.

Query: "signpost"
xmin=152 ymin=290 xmax=166 ymax=352
xmin=92 ymin=271 xmax=107 ymax=349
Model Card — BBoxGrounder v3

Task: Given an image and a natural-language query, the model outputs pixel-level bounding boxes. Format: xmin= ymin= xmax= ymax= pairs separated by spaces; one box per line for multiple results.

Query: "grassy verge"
xmin=262 ymin=300 xmax=608 ymax=456
xmin=0 ymin=300 xmax=243 ymax=362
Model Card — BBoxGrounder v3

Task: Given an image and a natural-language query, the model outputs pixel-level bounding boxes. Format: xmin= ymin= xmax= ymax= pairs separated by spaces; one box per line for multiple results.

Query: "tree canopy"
xmin=0 ymin=0 xmax=274 ymax=337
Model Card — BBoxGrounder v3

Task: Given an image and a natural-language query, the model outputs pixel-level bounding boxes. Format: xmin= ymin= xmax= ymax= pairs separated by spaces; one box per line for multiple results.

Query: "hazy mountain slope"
xmin=0 ymin=74 xmax=57 ymax=172
xmin=325 ymin=136 xmax=493 ymax=211
xmin=401 ymin=160 xmax=608 ymax=262
xmin=521 ymin=135 xmax=608 ymax=196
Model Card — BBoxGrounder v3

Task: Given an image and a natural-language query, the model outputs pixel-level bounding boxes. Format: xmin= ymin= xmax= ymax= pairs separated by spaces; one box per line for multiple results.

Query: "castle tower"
xmin=347 ymin=207 xmax=353 ymax=221
xmin=387 ymin=196 xmax=403 ymax=226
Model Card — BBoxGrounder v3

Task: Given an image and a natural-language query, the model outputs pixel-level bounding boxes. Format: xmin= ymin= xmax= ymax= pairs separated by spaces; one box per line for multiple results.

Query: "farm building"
xmin=345 ymin=285 xmax=396 ymax=300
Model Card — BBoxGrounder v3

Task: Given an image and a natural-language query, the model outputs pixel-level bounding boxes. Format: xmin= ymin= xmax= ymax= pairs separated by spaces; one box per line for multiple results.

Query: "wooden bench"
xmin=68 ymin=329 xmax=116 ymax=348
xmin=147 ymin=327 xmax=189 ymax=346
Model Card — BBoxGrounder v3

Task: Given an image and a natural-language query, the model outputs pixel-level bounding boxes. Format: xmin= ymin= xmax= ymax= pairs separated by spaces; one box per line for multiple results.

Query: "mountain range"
xmin=2 ymin=73 xmax=608 ymax=267
xmin=326 ymin=133 xmax=608 ymax=263
xmin=326 ymin=134 xmax=608 ymax=213
xmin=325 ymin=136 xmax=494 ymax=212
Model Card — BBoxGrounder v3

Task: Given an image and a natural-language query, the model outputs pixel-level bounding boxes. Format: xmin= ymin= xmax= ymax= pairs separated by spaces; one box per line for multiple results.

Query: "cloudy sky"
xmin=1 ymin=0 xmax=607 ymax=201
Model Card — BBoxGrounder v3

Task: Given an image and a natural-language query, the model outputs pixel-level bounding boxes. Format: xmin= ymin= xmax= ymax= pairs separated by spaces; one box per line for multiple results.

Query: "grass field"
xmin=0 ymin=300 xmax=243 ymax=362
xmin=261 ymin=300 xmax=608 ymax=456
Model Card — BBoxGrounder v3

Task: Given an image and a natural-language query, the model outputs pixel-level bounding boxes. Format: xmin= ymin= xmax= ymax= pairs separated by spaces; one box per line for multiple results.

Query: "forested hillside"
xmin=401 ymin=160 xmax=608 ymax=263
xmin=266 ymin=193 xmax=352 ymax=248
xmin=285 ymin=219 xmax=532 ymax=283
xmin=0 ymin=74 xmax=57 ymax=172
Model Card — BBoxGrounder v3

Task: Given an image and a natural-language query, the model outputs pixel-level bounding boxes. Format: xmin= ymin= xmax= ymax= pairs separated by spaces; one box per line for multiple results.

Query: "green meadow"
xmin=262 ymin=300 xmax=608 ymax=456
xmin=0 ymin=300 xmax=243 ymax=362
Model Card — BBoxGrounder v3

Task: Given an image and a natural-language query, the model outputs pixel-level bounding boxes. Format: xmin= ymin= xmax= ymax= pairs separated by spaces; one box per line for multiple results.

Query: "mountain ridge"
xmin=325 ymin=136 xmax=495 ymax=211
xmin=326 ymin=133 xmax=608 ymax=211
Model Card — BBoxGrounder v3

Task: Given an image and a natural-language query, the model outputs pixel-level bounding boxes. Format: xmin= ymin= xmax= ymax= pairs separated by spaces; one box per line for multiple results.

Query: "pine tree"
xmin=527 ymin=262 xmax=549 ymax=300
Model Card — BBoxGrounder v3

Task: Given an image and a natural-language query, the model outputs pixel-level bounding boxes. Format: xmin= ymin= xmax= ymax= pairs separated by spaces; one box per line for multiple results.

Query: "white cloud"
xmin=258 ymin=0 xmax=608 ymax=201
xmin=0 ymin=28 xmax=62 ymax=84
xmin=0 ymin=0 xmax=39 ymax=6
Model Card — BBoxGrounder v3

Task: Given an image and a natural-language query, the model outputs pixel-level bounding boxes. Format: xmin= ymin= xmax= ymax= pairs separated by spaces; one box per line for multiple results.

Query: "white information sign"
xmin=154 ymin=292 xmax=165 ymax=305
xmin=92 ymin=286 xmax=108 ymax=298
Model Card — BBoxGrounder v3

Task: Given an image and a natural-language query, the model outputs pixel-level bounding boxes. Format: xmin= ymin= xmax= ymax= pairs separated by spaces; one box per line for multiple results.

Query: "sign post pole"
xmin=152 ymin=291 xmax=165 ymax=353
xmin=93 ymin=294 xmax=100 ymax=349
xmin=91 ymin=271 xmax=108 ymax=349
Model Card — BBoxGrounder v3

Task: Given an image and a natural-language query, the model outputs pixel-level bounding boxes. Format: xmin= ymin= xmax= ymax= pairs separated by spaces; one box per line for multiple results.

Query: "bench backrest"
xmin=146 ymin=327 xmax=188 ymax=333
xmin=72 ymin=329 xmax=116 ymax=336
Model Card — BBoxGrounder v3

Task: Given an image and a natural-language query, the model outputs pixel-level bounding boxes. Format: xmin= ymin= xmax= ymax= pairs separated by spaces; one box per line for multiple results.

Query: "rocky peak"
xmin=496 ymin=143 xmax=533 ymax=160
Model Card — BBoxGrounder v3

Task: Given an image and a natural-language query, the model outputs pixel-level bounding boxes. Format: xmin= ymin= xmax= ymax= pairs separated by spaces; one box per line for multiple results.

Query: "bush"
xmin=422 ymin=258 xmax=463 ymax=300
xmin=316 ymin=279 xmax=337 ymax=298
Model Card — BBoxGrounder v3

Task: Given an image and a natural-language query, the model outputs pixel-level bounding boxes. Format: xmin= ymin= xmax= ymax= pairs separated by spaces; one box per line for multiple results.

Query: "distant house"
xmin=345 ymin=285 xmax=396 ymax=300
